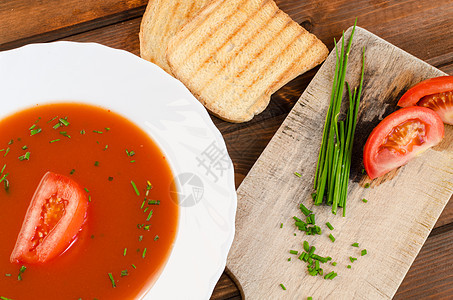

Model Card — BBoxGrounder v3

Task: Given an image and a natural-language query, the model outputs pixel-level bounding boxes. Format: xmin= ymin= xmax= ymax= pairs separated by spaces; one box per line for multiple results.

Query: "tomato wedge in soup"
xmin=10 ymin=172 xmax=88 ymax=264
xmin=397 ymin=76 xmax=453 ymax=125
xmin=363 ymin=107 xmax=444 ymax=179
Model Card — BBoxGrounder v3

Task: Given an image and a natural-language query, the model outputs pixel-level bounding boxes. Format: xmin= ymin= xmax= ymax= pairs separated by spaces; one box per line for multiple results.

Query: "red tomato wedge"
xmin=10 ymin=172 xmax=88 ymax=264
xmin=363 ymin=107 xmax=444 ymax=179
xmin=397 ymin=76 xmax=453 ymax=125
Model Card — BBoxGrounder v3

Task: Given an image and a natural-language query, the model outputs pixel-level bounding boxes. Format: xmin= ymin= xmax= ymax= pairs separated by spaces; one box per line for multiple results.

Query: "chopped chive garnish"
xmin=18 ymin=152 xmax=31 ymax=161
xmin=143 ymin=225 xmax=150 ymax=231
xmin=347 ymin=265 xmax=351 ymax=269
xmin=59 ymin=118 xmax=69 ymax=126
xmin=142 ymin=248 xmax=147 ymax=258
xmin=308 ymin=246 xmax=316 ymax=257
xmin=29 ymin=124 xmax=36 ymax=130
xmin=279 ymin=283 xmax=286 ymax=290
xmin=123 ymin=248 xmax=127 ymax=256
xmin=84 ymin=188 xmax=89 ymax=193
xmin=324 ymin=271 xmax=336 ymax=280
xmin=121 ymin=270 xmax=128 ymax=277
xmin=88 ymin=195 xmax=92 ymax=202
xmin=131 ymin=181 xmax=140 ymax=196
xmin=349 ymin=256 xmax=357 ymax=263
xmin=362 ymin=198 xmax=368 ymax=203
xmin=351 ymin=243 xmax=359 ymax=247
xmin=22 ymin=145 xmax=28 ymax=150
xmin=108 ymin=176 xmax=113 ymax=181
xmin=50 ymin=139 xmax=60 ymax=143
xmin=328 ymin=234 xmax=335 ymax=242
xmin=3 ymin=179 xmax=9 ymax=191
xmin=280 ymin=223 xmax=283 ymax=228
xmin=139 ymin=235 xmax=143 ymax=242
xmin=141 ymin=200 xmax=146 ymax=209
xmin=0 ymin=173 xmax=9 ymax=183
xmin=105 ymin=127 xmax=110 ymax=131
xmin=108 ymin=273 xmax=116 ymax=288
xmin=299 ymin=203 xmax=311 ymax=216
xmin=144 ymin=207 xmax=148 ymax=213
xmin=146 ymin=210 xmax=153 ymax=221
xmin=332 ymin=262 xmax=337 ymax=266
xmin=94 ymin=161 xmax=99 ymax=166
xmin=70 ymin=169 xmax=75 ymax=175
xmin=5 ymin=273 xmax=11 ymax=277
xmin=93 ymin=130 xmax=103 ymax=134
xmin=308 ymin=297 xmax=313 ymax=300
xmin=53 ymin=123 xmax=61 ymax=129
xmin=148 ymin=200 xmax=160 ymax=205
xmin=364 ymin=183 xmax=370 ymax=188
xmin=146 ymin=181 xmax=152 ymax=190
xmin=137 ymin=224 xmax=143 ymax=229
xmin=288 ymin=258 xmax=291 ymax=261
xmin=130 ymin=160 xmax=135 ymax=163
xmin=103 ymin=145 xmax=109 ymax=151
xmin=30 ymin=128 xmax=42 ymax=136
xmin=131 ymin=264 xmax=136 ymax=269
xmin=7 ymin=139 xmax=13 ymax=145
xmin=17 ymin=265 xmax=26 ymax=281
xmin=1 ymin=164 xmax=5 ymax=175
xmin=1 ymin=296 xmax=13 ymax=300
xmin=361 ymin=249 xmax=367 ymax=256
xmin=59 ymin=131 xmax=71 ymax=138
xmin=4 ymin=148 xmax=10 ymax=157
xmin=154 ymin=235 xmax=159 ymax=241
xmin=315 ymin=260 xmax=320 ymax=270
xmin=303 ymin=241 xmax=310 ymax=252
xmin=289 ymin=250 xmax=298 ymax=255
xmin=48 ymin=116 xmax=58 ymax=123
xmin=294 ymin=171 xmax=302 ymax=178
xmin=80 ymin=130 xmax=86 ymax=134
xmin=326 ymin=222 xmax=334 ymax=230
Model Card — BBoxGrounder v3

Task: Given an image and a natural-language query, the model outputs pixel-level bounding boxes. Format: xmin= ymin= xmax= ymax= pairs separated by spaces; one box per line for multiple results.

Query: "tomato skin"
xmin=10 ymin=172 xmax=88 ymax=264
xmin=364 ymin=107 xmax=444 ymax=179
xmin=398 ymin=76 xmax=453 ymax=125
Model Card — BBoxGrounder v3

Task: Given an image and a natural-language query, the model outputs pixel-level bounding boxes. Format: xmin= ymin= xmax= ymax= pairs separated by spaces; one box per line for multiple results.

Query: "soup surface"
xmin=0 ymin=103 xmax=178 ymax=299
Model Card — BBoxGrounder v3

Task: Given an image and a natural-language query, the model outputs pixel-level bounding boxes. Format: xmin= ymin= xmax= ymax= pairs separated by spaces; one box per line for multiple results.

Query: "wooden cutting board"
xmin=226 ymin=26 xmax=453 ymax=299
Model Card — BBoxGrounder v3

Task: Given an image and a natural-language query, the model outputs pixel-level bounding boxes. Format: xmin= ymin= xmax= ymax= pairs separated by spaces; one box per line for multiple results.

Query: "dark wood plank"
xmin=2 ymin=0 xmax=452 ymax=298
xmin=0 ymin=0 xmax=147 ymax=51
xmin=394 ymin=224 xmax=453 ymax=299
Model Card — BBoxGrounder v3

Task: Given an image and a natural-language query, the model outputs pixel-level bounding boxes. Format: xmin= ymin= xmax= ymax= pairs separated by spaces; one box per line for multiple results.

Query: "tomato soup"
xmin=0 ymin=103 xmax=178 ymax=299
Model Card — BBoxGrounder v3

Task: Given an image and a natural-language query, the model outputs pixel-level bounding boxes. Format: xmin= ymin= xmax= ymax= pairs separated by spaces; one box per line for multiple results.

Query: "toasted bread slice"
xmin=166 ymin=0 xmax=329 ymax=122
xmin=139 ymin=0 xmax=211 ymax=74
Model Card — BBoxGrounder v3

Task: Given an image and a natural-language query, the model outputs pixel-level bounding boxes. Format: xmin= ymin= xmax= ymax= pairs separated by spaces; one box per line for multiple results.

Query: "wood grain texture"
xmin=1 ymin=1 xmax=452 ymax=299
xmin=0 ymin=0 xmax=147 ymax=51
xmin=226 ymin=27 xmax=453 ymax=299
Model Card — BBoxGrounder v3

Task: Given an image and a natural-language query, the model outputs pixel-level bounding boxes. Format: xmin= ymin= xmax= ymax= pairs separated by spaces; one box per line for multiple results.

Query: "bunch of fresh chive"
xmin=293 ymin=203 xmax=321 ymax=235
xmin=313 ymin=21 xmax=365 ymax=216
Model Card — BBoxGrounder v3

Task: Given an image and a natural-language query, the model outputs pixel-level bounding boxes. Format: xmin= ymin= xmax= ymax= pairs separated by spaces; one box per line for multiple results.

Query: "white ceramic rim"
xmin=0 ymin=42 xmax=237 ymax=299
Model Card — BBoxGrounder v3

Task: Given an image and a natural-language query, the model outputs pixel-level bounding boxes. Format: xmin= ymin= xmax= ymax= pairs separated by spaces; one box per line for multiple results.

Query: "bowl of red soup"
xmin=0 ymin=42 xmax=237 ymax=299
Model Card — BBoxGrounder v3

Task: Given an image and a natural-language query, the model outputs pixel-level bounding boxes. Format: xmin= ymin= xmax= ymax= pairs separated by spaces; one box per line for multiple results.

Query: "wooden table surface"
xmin=1 ymin=0 xmax=452 ymax=299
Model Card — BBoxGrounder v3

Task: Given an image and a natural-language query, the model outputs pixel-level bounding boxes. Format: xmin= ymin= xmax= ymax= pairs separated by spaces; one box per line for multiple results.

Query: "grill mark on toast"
xmin=161 ymin=1 xmax=181 ymax=50
xmin=184 ymin=0 xmax=197 ymax=21
xmin=186 ymin=0 xmax=269 ymax=84
xmin=181 ymin=0 xmax=247 ymax=70
xmin=197 ymin=3 xmax=279 ymax=94
xmin=240 ymin=28 xmax=310 ymax=100
xmin=266 ymin=37 xmax=319 ymax=94
xmin=209 ymin=10 xmax=289 ymax=103
xmin=169 ymin=0 xmax=237 ymax=65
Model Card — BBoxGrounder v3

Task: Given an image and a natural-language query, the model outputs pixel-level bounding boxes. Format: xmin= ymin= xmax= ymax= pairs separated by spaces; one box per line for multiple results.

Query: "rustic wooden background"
xmin=1 ymin=0 xmax=452 ymax=298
